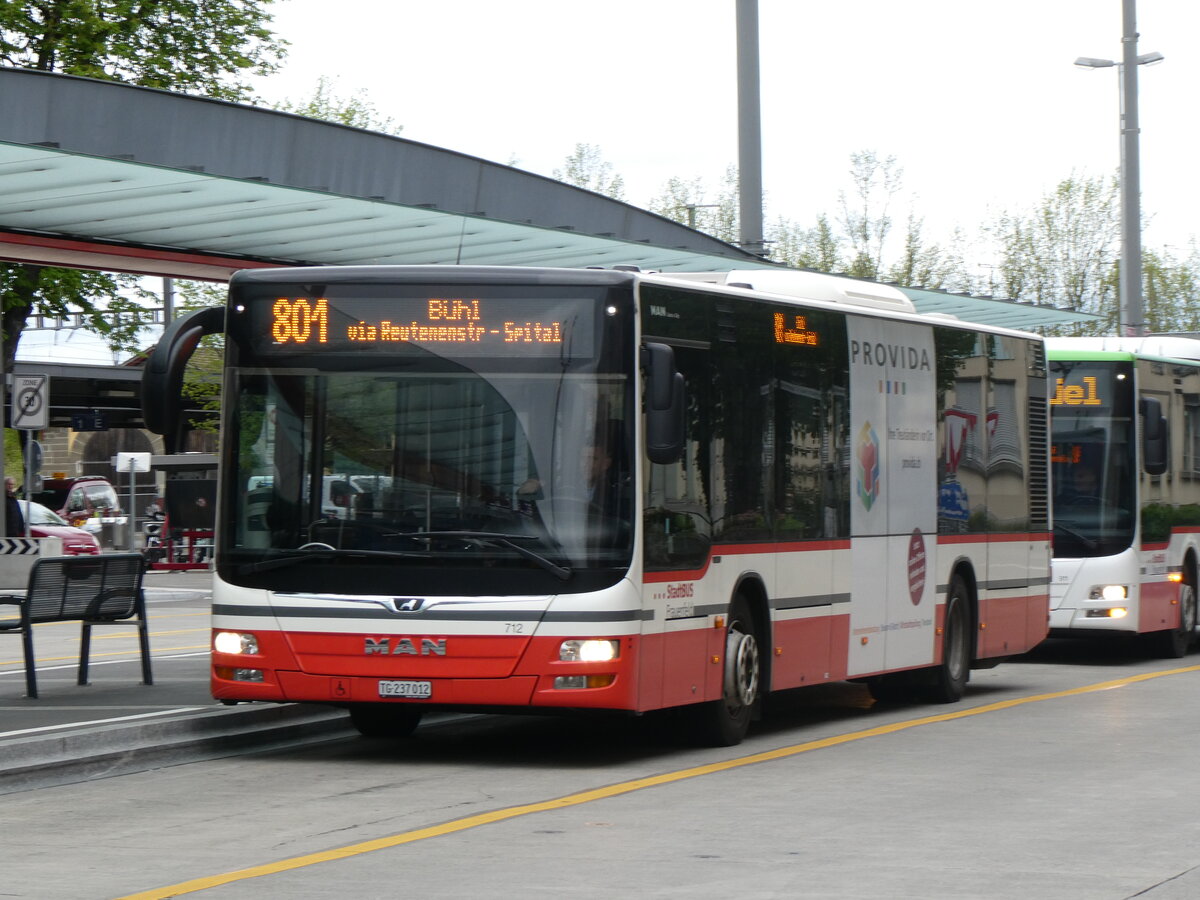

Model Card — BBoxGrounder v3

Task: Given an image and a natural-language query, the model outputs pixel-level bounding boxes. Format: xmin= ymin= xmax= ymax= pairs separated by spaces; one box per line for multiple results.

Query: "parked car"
xmin=18 ymin=500 xmax=102 ymax=556
xmin=32 ymin=476 xmax=127 ymax=538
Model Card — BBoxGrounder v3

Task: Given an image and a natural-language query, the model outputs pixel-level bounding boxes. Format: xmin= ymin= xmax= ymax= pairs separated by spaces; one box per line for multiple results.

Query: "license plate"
xmin=378 ymin=680 xmax=432 ymax=699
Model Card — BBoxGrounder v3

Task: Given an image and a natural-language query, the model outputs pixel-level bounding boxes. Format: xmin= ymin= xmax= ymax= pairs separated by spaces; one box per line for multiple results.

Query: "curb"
xmin=0 ymin=703 xmax=353 ymax=794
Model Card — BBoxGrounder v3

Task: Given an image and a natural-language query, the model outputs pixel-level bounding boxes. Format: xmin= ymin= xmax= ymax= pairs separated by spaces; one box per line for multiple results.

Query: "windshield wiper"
xmin=238 ymin=547 xmax=432 ymax=574
xmin=409 ymin=531 xmax=573 ymax=581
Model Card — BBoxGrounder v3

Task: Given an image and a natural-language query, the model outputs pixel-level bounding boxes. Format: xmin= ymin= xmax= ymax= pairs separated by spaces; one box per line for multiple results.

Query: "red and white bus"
xmin=144 ymin=265 xmax=1051 ymax=745
xmin=1048 ymin=336 xmax=1200 ymax=656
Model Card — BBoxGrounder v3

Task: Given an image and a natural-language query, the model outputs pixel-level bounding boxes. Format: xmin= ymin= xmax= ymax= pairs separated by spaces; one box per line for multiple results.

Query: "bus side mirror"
xmin=641 ymin=342 xmax=685 ymax=465
xmin=1140 ymin=395 xmax=1169 ymax=476
xmin=141 ymin=306 xmax=225 ymax=453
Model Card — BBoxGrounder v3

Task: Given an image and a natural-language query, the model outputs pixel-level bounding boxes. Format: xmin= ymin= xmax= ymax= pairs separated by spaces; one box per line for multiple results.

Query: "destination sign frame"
xmin=249 ymin=292 xmax=597 ymax=359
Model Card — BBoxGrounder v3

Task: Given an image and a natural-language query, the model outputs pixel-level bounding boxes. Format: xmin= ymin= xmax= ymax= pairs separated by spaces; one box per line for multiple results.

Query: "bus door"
xmin=846 ymin=319 xmax=938 ymax=675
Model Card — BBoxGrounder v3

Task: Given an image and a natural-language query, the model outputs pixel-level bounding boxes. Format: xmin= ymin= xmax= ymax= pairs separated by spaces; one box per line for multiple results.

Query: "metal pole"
xmin=736 ymin=0 xmax=765 ymax=256
xmin=126 ymin=458 xmax=137 ymax=550
xmin=22 ymin=435 xmax=32 ymax=537
xmin=1119 ymin=0 xmax=1145 ymax=336
xmin=1 ymin=317 xmax=6 ymax=539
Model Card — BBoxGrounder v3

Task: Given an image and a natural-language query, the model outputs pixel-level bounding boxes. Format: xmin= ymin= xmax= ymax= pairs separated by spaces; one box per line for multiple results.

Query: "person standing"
xmin=5 ymin=476 xmax=24 ymax=537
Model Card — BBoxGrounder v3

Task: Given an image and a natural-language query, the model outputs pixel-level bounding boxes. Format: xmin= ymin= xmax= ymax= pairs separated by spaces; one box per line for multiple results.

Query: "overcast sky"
xmin=248 ymin=0 xmax=1200 ymax=259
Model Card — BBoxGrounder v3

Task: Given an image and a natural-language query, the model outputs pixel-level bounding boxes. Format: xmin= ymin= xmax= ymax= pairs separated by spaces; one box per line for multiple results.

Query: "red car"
xmin=19 ymin=500 xmax=102 ymax=556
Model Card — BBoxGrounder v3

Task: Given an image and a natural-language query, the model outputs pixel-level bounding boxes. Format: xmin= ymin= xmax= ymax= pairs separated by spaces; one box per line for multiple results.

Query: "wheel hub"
xmin=725 ymin=628 xmax=760 ymax=709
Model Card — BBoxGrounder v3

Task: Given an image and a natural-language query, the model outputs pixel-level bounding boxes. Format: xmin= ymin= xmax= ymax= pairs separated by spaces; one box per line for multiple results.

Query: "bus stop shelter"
xmin=0 ymin=67 xmax=1099 ymax=432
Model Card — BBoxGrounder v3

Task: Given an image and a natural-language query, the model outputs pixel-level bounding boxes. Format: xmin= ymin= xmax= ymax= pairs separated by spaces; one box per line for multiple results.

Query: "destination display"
xmin=773 ymin=312 xmax=821 ymax=347
xmin=255 ymin=294 xmax=596 ymax=357
xmin=1050 ymin=375 xmax=1106 ymax=408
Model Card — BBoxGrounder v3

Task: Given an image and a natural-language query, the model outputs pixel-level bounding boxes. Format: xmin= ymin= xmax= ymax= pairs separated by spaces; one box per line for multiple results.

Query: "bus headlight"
xmin=559 ymin=639 xmax=620 ymax=662
xmin=214 ymin=631 xmax=259 ymax=655
xmin=1089 ymin=585 xmax=1128 ymax=603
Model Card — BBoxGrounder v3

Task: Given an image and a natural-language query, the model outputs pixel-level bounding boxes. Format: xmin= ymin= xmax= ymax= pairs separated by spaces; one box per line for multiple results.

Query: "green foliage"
xmin=274 ymin=75 xmax=402 ymax=135
xmin=0 ymin=1 xmax=287 ymax=365
xmin=837 ymin=151 xmax=903 ymax=280
xmin=554 ymin=143 xmax=625 ymax=201
xmin=769 ymin=214 xmax=841 ymax=272
xmin=173 ymin=280 xmax=227 ymax=437
xmin=1143 ymin=244 xmax=1200 ymax=333
xmin=4 ymin=428 xmax=21 ymax=484
xmin=648 ymin=166 xmax=738 ymax=243
xmin=1141 ymin=503 xmax=1200 ymax=544
xmin=981 ymin=173 xmax=1119 ymax=328
xmin=0 ymin=0 xmax=287 ymax=100
xmin=0 ymin=265 xmax=157 ymax=369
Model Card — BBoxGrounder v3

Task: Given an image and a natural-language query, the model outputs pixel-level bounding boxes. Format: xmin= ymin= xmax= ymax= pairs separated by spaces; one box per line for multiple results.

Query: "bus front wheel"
xmin=1152 ymin=576 xmax=1196 ymax=659
xmin=687 ymin=595 xmax=761 ymax=746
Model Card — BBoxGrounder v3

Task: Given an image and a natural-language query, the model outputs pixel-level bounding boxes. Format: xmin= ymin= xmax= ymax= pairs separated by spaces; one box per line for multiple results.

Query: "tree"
xmin=981 ymin=173 xmax=1120 ymax=327
xmin=0 ymin=0 xmax=286 ymax=100
xmin=1143 ymin=244 xmax=1200 ymax=333
xmin=649 ymin=166 xmax=739 ymax=244
xmin=0 ymin=266 xmax=155 ymax=372
xmin=275 ymin=75 xmax=402 ymax=135
xmin=837 ymin=150 xmax=903 ymax=280
xmin=885 ymin=214 xmax=956 ymax=290
xmin=553 ymin=143 xmax=625 ymax=201
xmin=171 ymin=280 xmax=226 ymax=434
xmin=768 ymin=214 xmax=842 ymax=272
xmin=0 ymin=1 xmax=288 ymax=366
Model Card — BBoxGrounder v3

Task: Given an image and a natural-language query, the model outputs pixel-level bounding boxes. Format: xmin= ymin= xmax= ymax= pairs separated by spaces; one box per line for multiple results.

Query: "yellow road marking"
xmin=90 ymin=629 xmax=209 ymax=640
xmin=118 ymin=663 xmax=1200 ymax=900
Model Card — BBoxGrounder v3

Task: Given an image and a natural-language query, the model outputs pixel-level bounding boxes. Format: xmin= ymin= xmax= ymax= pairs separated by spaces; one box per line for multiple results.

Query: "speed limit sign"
xmin=11 ymin=375 xmax=49 ymax=430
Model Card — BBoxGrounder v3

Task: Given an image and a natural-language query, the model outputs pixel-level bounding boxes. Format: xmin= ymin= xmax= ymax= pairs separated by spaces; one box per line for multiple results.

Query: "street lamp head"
xmin=1074 ymin=56 xmax=1116 ymax=68
xmin=1136 ymin=51 xmax=1165 ymax=66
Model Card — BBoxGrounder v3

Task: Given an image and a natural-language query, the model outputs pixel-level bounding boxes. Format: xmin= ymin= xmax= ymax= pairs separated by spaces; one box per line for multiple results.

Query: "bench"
xmin=0 ymin=553 xmax=151 ymax=699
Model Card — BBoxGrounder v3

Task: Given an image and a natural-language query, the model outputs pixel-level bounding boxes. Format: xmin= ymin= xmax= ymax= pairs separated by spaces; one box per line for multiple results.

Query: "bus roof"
xmin=231 ymin=264 xmax=1041 ymax=339
xmin=653 ymin=269 xmax=916 ymax=314
xmin=1047 ymin=335 xmax=1200 ymax=364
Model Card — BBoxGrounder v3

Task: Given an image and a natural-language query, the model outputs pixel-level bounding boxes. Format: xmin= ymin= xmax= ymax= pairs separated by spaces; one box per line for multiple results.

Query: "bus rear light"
xmin=554 ymin=674 xmax=616 ymax=690
xmin=214 ymin=666 xmax=265 ymax=682
xmin=559 ymin=639 xmax=619 ymax=662
xmin=214 ymin=631 xmax=259 ymax=655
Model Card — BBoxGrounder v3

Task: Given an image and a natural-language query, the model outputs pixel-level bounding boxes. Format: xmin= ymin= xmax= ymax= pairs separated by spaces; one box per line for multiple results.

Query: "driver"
xmin=1071 ymin=465 xmax=1100 ymax=499
xmin=517 ymin=424 xmax=627 ymax=514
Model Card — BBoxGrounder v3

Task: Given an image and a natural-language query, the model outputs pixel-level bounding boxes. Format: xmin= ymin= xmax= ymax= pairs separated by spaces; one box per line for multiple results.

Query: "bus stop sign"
xmin=11 ymin=375 xmax=49 ymax=430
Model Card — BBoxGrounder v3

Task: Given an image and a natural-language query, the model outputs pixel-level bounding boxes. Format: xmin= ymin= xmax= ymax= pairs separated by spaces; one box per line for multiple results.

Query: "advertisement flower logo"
xmin=856 ymin=421 xmax=880 ymax=510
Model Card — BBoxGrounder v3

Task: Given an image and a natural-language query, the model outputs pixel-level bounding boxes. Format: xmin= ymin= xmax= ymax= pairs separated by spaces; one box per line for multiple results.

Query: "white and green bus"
xmin=1048 ymin=336 xmax=1200 ymax=656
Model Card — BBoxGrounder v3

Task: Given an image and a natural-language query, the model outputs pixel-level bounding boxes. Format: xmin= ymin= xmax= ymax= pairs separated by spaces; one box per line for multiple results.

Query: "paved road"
xmin=0 ymin=565 xmax=348 ymax=792
xmin=5 ymin=632 xmax=1200 ymax=899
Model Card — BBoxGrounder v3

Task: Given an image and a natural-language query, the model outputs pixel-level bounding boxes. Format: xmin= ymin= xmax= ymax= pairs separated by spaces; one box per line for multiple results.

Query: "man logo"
xmin=393 ymin=597 xmax=424 ymax=612
xmin=364 ymin=637 xmax=447 ymax=656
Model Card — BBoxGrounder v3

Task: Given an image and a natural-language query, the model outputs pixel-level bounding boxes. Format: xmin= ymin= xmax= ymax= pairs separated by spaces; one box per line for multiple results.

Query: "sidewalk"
xmin=0 ymin=564 xmax=351 ymax=793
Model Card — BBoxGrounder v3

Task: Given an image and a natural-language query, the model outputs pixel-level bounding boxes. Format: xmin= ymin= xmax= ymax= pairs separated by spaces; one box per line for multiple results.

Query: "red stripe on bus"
xmin=937 ymin=532 xmax=1050 ymax=545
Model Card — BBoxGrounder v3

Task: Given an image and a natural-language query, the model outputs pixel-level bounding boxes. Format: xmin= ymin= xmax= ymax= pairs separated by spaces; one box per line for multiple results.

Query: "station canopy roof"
xmin=0 ymin=68 xmax=1097 ymax=339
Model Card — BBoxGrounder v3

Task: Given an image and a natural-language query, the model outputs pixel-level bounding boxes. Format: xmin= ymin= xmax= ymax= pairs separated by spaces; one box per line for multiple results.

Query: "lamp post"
xmin=1075 ymin=0 xmax=1163 ymax=336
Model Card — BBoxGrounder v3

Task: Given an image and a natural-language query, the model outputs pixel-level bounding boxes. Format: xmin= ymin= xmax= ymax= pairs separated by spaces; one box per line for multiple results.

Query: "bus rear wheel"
xmin=348 ymin=704 xmax=423 ymax=738
xmin=687 ymin=595 xmax=761 ymax=747
xmin=923 ymin=574 xmax=971 ymax=703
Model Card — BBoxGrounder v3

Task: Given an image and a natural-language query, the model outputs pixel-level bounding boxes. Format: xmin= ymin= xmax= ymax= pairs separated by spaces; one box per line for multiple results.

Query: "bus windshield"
xmin=1049 ymin=359 xmax=1136 ymax=558
xmin=219 ymin=281 xmax=634 ymax=596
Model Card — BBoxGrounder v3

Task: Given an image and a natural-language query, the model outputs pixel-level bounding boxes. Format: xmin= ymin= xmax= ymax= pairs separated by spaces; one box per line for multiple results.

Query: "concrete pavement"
xmin=0 ymin=562 xmax=353 ymax=793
